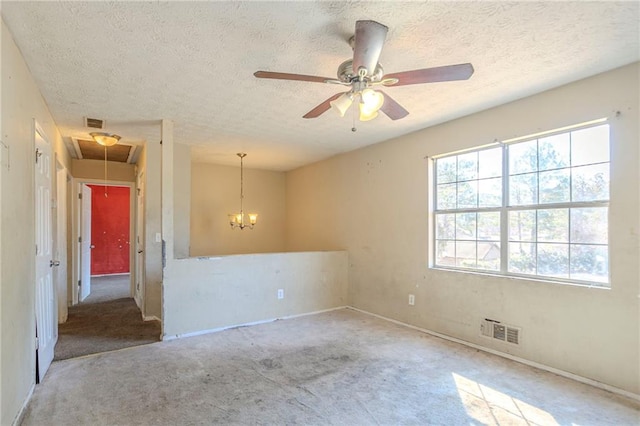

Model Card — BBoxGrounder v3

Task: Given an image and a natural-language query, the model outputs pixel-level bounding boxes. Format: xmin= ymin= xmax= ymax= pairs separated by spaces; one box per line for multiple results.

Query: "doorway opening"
xmin=56 ymin=181 xmax=159 ymax=360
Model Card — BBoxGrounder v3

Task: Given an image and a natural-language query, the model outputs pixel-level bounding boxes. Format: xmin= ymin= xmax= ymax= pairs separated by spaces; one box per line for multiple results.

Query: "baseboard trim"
xmin=347 ymin=306 xmax=640 ymax=402
xmin=12 ymin=383 xmax=35 ymax=426
xmin=162 ymin=306 xmax=348 ymax=341
xmin=143 ymin=315 xmax=161 ymax=322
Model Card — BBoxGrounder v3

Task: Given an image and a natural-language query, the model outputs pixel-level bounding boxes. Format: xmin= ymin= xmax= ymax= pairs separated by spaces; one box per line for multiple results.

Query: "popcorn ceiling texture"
xmin=2 ymin=1 xmax=638 ymax=171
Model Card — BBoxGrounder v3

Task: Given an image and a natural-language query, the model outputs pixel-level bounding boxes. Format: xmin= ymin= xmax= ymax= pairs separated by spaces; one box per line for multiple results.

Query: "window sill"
xmin=429 ymin=266 xmax=611 ymax=290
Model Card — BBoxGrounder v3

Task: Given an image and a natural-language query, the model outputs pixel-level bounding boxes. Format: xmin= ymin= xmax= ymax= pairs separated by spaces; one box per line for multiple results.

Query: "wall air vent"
xmin=85 ymin=117 xmax=105 ymax=129
xmin=481 ymin=319 xmax=521 ymax=345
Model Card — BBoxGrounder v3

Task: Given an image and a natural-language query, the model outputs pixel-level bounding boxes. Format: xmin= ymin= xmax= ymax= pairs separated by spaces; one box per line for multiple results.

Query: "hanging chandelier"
xmin=229 ymin=153 xmax=258 ymax=230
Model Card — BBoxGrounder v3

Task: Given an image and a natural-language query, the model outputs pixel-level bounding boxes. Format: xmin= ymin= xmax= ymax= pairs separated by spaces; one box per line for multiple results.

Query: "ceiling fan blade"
xmin=352 ymin=20 xmax=388 ymax=78
xmin=303 ymin=93 xmax=345 ymax=119
xmin=384 ymin=63 xmax=474 ymax=87
xmin=379 ymin=91 xmax=409 ymax=120
xmin=254 ymin=71 xmax=333 ymax=84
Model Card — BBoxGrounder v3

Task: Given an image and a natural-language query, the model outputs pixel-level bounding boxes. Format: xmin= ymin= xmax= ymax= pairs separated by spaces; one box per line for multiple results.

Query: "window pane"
xmin=431 ymin=124 xmax=609 ymax=287
xmin=478 ymin=148 xmax=502 ymax=178
xmin=437 ymin=183 xmax=456 ymax=210
xmin=537 ymin=243 xmax=569 ymax=278
xmin=457 ymin=152 xmax=478 ymax=181
xmin=508 ymin=242 xmax=536 ymax=274
xmin=509 ymin=173 xmax=538 ymax=206
xmin=538 ymin=133 xmax=570 ymax=171
xmin=478 ymin=178 xmax=502 ymax=208
xmin=457 ymin=181 xmax=478 ymax=208
xmin=572 ymin=163 xmax=609 ymax=202
xmin=456 ymin=213 xmax=476 ymax=239
xmin=539 ymin=169 xmax=570 ymax=204
xmin=456 ymin=241 xmax=477 ymax=268
xmin=478 ymin=242 xmax=500 ymax=271
xmin=509 ymin=140 xmax=538 ymax=174
xmin=570 ymin=244 xmax=608 ymax=283
xmin=537 ymin=209 xmax=568 ymax=242
xmin=478 ymin=212 xmax=500 ymax=241
xmin=435 ymin=240 xmax=455 ymax=267
xmin=437 ymin=156 xmax=457 ymax=184
xmin=509 ymin=210 xmax=536 ymax=242
xmin=570 ymin=207 xmax=608 ymax=244
xmin=436 ymin=214 xmax=456 ymax=240
xmin=571 ymin=125 xmax=609 ymax=166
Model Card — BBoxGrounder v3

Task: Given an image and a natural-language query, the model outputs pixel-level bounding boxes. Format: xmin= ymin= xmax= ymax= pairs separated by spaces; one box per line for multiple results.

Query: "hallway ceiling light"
xmin=89 ymin=132 xmax=121 ymax=197
xmin=229 ymin=153 xmax=258 ymax=230
xmin=90 ymin=132 xmax=121 ymax=147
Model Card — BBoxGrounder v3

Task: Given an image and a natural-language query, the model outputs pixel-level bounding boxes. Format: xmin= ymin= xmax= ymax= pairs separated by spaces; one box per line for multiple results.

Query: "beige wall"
xmin=137 ymin=141 xmax=163 ymax=320
xmin=285 ymin=63 xmax=640 ymax=394
xmin=1 ymin=19 xmax=70 ymax=425
xmin=163 ymin=251 xmax=348 ymax=338
xmin=71 ymin=158 xmax=136 ymax=182
xmin=162 ymin=127 xmax=347 ymax=340
xmin=190 ymin=162 xmax=286 ymax=256
xmin=173 ymin=143 xmax=190 ymax=258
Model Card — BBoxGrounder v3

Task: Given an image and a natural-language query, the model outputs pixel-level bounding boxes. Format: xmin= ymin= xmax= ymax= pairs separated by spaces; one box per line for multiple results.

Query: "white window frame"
xmin=431 ymin=119 xmax=610 ymax=288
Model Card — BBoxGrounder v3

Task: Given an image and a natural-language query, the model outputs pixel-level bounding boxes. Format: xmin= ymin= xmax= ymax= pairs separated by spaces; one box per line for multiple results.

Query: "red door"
xmin=88 ymin=185 xmax=130 ymax=275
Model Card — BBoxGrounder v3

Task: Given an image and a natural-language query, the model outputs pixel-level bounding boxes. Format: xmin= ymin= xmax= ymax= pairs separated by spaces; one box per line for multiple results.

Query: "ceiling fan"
xmin=254 ymin=20 xmax=474 ymax=122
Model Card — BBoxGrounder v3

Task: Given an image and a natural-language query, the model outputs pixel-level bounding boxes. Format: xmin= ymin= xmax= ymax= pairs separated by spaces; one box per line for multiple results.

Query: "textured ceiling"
xmin=2 ymin=1 xmax=638 ymax=171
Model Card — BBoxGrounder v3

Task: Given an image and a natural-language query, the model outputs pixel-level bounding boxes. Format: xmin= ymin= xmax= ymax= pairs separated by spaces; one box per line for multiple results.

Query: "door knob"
xmin=90 ymin=245 xmax=95 ymax=249
xmin=50 ymin=260 xmax=61 ymax=267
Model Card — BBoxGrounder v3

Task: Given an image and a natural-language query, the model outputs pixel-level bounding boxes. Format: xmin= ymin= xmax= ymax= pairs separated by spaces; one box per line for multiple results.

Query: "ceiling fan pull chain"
xmin=351 ymin=101 xmax=357 ymax=132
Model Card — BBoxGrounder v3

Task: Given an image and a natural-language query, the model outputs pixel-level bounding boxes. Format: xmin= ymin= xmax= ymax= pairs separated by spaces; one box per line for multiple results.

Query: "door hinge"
xmin=78 ymin=193 xmax=82 ymax=199
xmin=78 ymin=280 xmax=81 ymax=287
xmin=35 ymin=244 xmax=38 ymax=255
xmin=35 ymin=337 xmax=39 ymax=350
xmin=78 ymin=236 xmax=82 ymax=243
xmin=35 ymin=148 xmax=42 ymax=164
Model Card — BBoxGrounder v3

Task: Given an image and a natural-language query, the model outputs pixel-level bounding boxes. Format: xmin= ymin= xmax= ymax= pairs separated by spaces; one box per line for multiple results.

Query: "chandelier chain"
xmin=104 ymin=145 xmax=108 ymax=197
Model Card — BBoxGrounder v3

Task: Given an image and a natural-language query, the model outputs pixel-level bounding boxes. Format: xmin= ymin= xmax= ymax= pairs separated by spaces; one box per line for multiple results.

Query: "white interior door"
xmin=35 ymin=126 xmax=57 ymax=382
xmin=80 ymin=184 xmax=92 ymax=301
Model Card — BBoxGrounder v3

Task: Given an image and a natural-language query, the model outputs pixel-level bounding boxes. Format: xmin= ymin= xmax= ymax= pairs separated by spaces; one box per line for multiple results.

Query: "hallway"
xmin=54 ymin=275 xmax=161 ymax=361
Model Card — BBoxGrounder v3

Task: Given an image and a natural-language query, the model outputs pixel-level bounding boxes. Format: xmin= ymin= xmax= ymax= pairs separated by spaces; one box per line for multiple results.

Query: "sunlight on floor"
xmin=452 ymin=372 xmax=559 ymax=425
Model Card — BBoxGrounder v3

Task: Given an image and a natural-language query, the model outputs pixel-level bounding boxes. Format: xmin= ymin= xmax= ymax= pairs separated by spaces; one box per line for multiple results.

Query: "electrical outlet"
xmin=408 ymin=294 xmax=415 ymax=306
xmin=277 ymin=289 xmax=284 ymax=300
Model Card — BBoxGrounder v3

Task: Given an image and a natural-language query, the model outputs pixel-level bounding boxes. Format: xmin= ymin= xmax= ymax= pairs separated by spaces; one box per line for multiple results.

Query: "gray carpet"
xmin=54 ymin=275 xmax=160 ymax=361
xmin=28 ymin=309 xmax=639 ymax=425
xmin=82 ymin=274 xmax=131 ymax=304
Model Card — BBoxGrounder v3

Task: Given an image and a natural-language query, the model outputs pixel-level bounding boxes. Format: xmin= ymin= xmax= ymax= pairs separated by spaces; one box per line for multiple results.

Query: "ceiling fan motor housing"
xmin=337 ymin=59 xmax=384 ymax=83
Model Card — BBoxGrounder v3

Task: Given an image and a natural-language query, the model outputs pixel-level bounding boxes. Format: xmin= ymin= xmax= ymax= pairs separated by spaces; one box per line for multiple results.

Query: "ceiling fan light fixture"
xmin=330 ymin=93 xmax=354 ymax=117
xmin=359 ymin=89 xmax=384 ymax=121
xmin=361 ymin=89 xmax=384 ymax=111
xmin=359 ymin=105 xmax=379 ymax=121
xmin=90 ymin=132 xmax=121 ymax=147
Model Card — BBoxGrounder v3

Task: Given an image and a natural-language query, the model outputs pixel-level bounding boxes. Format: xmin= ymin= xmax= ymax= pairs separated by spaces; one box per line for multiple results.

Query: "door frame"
xmin=135 ymin=171 xmax=145 ymax=311
xmin=54 ymin=157 xmax=70 ymax=323
xmin=71 ymin=178 xmax=136 ymax=305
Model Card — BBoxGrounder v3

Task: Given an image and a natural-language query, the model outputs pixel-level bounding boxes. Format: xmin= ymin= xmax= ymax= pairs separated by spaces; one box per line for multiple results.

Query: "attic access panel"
xmin=77 ymin=139 xmax=131 ymax=163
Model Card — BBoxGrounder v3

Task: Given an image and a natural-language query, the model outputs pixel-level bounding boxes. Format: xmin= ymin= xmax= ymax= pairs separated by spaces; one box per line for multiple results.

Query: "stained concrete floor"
xmin=25 ymin=309 xmax=639 ymax=425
